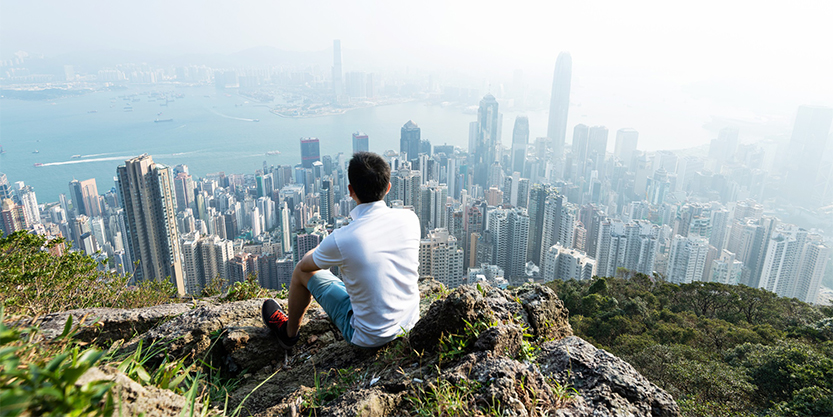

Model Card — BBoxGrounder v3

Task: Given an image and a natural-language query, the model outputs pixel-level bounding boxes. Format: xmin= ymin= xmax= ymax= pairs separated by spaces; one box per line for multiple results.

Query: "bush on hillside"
xmin=0 ymin=231 xmax=175 ymax=317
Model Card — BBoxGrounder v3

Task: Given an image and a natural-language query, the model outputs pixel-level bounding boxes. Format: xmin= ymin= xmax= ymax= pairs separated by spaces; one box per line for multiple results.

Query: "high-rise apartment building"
xmin=418 ymin=228 xmax=465 ymax=288
xmin=539 ymin=197 xmax=574 ymax=265
xmin=546 ymin=52 xmax=572 ymax=163
xmin=485 ymin=207 xmax=528 ymax=280
xmin=17 ymin=185 xmax=40 ymax=226
xmin=174 ymin=172 xmax=196 ymax=213
xmin=117 ymin=154 xmax=186 ymax=295
xmin=527 ymin=184 xmax=559 ymax=265
xmin=595 ymin=219 xmax=659 ymax=278
xmin=709 ymin=250 xmax=743 ymax=285
xmin=511 ymin=116 xmax=529 ymax=174
xmin=667 ymin=235 xmax=710 ymax=284
xmin=300 ymin=137 xmax=321 ymax=169
xmin=419 ymin=181 xmax=448 ymax=234
xmin=0 ymin=173 xmax=12 ymax=201
xmin=400 ymin=120 xmax=421 ymax=162
xmin=542 ymin=243 xmax=596 ymax=282
xmin=352 ymin=132 xmax=369 ymax=154
xmin=1 ymin=198 xmax=27 ymax=236
xmin=792 ymin=239 xmax=829 ymax=303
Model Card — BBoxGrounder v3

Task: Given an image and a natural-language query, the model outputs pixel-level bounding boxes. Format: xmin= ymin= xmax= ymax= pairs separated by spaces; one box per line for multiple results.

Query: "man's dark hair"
xmin=348 ymin=152 xmax=391 ymax=203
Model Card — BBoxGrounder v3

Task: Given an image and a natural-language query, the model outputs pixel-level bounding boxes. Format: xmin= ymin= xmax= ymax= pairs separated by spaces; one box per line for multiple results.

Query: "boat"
xmin=123 ymin=106 xmax=133 ymax=112
xmin=71 ymin=155 xmax=81 ymax=159
xmin=253 ymin=119 xmax=260 ymax=122
xmin=88 ymin=110 xmax=97 ymax=113
xmin=32 ymin=150 xmax=39 ymax=154
xmin=154 ymin=118 xmax=174 ymax=123
xmin=266 ymin=150 xmax=281 ymax=155
xmin=34 ymin=163 xmax=43 ymax=167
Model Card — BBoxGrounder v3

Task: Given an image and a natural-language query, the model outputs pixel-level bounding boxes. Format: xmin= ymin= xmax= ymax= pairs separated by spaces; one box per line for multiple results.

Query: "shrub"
xmin=0 ymin=231 xmax=175 ymax=316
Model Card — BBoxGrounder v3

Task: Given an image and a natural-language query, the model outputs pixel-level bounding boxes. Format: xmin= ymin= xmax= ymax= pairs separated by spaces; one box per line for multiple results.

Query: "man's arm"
xmin=296 ymin=249 xmax=320 ymax=273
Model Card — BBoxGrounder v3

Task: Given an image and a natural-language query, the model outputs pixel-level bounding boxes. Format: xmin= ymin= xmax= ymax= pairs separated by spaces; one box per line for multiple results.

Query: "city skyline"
xmin=1 ymin=3 xmax=832 ymax=307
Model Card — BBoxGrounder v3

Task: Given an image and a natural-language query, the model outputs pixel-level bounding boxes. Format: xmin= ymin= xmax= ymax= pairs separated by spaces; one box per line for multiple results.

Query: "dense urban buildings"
xmin=117 ymin=154 xmax=185 ymax=295
xmin=1 ymin=43 xmax=830 ymax=306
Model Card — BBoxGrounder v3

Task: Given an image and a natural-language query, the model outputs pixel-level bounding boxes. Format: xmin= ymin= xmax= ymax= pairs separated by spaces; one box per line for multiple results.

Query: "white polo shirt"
xmin=312 ymin=200 xmax=421 ymax=347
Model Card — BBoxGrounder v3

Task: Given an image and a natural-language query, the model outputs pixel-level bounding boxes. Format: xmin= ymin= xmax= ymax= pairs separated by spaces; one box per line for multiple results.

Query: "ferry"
xmin=71 ymin=155 xmax=82 ymax=159
xmin=34 ymin=163 xmax=43 ymax=167
xmin=154 ymin=118 xmax=174 ymax=123
xmin=266 ymin=150 xmax=281 ymax=155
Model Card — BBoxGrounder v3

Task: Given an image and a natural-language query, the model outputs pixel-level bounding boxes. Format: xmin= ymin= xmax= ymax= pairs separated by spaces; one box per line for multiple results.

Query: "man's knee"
xmin=291 ymin=268 xmax=317 ymax=289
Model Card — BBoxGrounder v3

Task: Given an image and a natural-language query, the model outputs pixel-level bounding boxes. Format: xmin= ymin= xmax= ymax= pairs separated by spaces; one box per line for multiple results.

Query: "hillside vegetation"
xmin=546 ymin=275 xmax=833 ymax=416
xmin=1 ymin=230 xmax=831 ymax=416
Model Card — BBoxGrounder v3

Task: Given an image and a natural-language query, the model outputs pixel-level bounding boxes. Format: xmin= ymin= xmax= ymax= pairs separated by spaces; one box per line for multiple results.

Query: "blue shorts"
xmin=307 ymin=270 xmax=355 ymax=345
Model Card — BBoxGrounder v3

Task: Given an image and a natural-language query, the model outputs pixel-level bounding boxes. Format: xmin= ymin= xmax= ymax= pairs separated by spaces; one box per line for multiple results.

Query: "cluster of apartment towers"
xmin=1 ymin=52 xmax=830 ymax=304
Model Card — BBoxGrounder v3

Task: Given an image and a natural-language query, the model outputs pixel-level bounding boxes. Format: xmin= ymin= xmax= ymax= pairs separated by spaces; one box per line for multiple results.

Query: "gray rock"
xmin=538 ymin=336 xmax=680 ymax=417
xmin=76 ymin=366 xmax=189 ymax=417
xmin=35 ymin=303 xmax=191 ymax=343
xmin=473 ymin=324 xmax=523 ymax=357
xmin=408 ymin=285 xmax=492 ymax=353
xmin=122 ymin=299 xmax=267 ymax=365
xmin=515 ymin=284 xmax=572 ymax=341
xmin=451 ymin=353 xmax=554 ymax=416
xmin=320 ymin=388 xmax=404 ymax=417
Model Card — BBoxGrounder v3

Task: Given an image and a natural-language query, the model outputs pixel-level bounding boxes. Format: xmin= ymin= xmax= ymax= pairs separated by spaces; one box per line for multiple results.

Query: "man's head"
xmin=348 ymin=152 xmax=391 ymax=204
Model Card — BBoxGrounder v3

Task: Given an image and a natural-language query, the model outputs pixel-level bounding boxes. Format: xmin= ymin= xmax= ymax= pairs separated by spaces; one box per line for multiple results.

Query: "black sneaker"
xmin=262 ymin=299 xmax=299 ymax=350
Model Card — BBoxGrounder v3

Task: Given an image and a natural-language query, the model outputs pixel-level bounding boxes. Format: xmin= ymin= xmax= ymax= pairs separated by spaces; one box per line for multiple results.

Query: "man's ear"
xmin=384 ymin=182 xmax=391 ymax=195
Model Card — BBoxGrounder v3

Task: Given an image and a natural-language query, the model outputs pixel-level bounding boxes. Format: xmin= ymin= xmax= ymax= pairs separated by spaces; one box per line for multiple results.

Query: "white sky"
xmin=2 ymin=0 xmax=832 ymax=147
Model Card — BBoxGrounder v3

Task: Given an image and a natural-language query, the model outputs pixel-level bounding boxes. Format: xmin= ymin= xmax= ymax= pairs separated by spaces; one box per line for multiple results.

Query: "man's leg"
xmin=286 ymin=264 xmax=318 ymax=338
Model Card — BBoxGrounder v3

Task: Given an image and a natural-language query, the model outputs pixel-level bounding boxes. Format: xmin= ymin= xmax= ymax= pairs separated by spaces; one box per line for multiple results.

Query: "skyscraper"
xmin=117 ymin=154 xmax=186 ymax=295
xmin=68 ymin=178 xmax=100 ymax=217
xmin=587 ymin=126 xmax=609 ymax=171
xmin=400 ymin=120 xmax=421 ymax=162
xmin=785 ymin=105 xmax=833 ymax=206
xmin=511 ymin=116 xmax=529 ymax=174
xmin=0 ymin=173 xmax=12 ymax=201
xmin=332 ymin=40 xmax=344 ymax=103
xmin=300 ymin=137 xmax=321 ymax=169
xmin=613 ymin=128 xmax=639 ymax=167
xmin=352 ymin=132 xmax=369 ymax=154
xmin=546 ymin=52 xmax=572 ymax=164
xmin=174 ymin=172 xmax=196 ymax=213
xmin=475 ymin=94 xmax=500 ymax=188
xmin=527 ymin=184 xmax=558 ymax=265
xmin=485 ymin=207 xmax=528 ymax=280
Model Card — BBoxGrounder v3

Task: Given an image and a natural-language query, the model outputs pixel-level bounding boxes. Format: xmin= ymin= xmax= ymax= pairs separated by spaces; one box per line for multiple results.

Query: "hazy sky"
xmin=3 ymin=1 xmax=831 ymax=81
xmin=2 ymin=0 xmax=832 ymax=146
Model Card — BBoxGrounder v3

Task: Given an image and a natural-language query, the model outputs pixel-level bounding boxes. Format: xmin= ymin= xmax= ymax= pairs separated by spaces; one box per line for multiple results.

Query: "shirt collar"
xmin=350 ymin=200 xmax=388 ymax=220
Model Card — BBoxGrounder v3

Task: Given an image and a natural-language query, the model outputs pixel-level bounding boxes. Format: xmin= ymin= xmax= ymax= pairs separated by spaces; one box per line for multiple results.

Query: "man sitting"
xmin=262 ymin=151 xmax=421 ymax=348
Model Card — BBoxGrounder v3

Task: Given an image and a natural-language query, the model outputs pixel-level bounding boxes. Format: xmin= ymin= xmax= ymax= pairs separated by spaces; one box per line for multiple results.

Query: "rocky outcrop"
xmin=43 ymin=279 xmax=680 ymax=416
xmin=539 ymin=337 xmax=680 ymax=417
xmin=76 ymin=366 xmax=188 ymax=417
xmin=34 ymin=303 xmax=192 ymax=343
